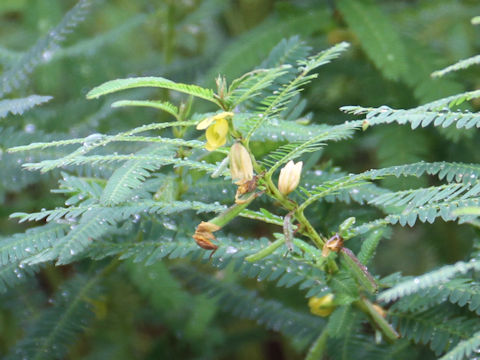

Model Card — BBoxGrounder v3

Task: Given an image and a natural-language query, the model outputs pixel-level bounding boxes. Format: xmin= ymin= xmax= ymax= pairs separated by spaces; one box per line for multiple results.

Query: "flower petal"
xmin=205 ymin=118 xmax=229 ymax=151
xmin=196 ymin=116 xmax=215 ymax=130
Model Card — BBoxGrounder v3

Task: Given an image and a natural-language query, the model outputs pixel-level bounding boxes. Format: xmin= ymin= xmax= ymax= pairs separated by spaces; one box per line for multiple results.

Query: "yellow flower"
xmin=229 ymin=142 xmax=253 ymax=184
xmin=196 ymin=112 xmax=233 ymax=151
xmin=278 ymin=160 xmax=303 ymax=196
xmin=308 ymin=294 xmax=335 ymax=317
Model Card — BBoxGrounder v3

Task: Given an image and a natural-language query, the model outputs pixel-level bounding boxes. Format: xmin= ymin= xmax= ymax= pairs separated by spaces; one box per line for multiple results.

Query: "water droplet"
xmin=24 ymin=123 xmax=36 ymax=133
xmin=225 ymin=246 xmax=238 ymax=254
xmin=83 ymin=133 xmax=104 ymax=147
xmin=42 ymin=50 xmax=53 ymax=61
xmin=163 ymin=219 xmax=177 ymax=231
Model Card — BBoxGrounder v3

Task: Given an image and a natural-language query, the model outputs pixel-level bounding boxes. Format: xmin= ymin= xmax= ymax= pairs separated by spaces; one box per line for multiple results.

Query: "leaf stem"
xmin=245 ymin=238 xmax=285 ymax=262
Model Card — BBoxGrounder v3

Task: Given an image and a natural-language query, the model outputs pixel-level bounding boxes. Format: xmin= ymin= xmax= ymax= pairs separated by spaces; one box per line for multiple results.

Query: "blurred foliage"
xmin=1 ymin=0 xmax=480 ymax=359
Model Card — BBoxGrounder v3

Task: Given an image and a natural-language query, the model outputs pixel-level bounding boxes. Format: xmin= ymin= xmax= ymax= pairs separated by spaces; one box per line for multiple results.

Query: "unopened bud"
xmin=229 ymin=143 xmax=253 ymax=184
xmin=362 ymin=120 xmax=370 ymax=131
xmin=278 ymin=160 xmax=303 ymax=196
xmin=308 ymin=294 xmax=335 ymax=317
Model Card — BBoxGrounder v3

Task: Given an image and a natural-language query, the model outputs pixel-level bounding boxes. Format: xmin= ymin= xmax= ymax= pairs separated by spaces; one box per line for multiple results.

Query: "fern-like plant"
xmin=3 ymin=3 xmax=480 ymax=359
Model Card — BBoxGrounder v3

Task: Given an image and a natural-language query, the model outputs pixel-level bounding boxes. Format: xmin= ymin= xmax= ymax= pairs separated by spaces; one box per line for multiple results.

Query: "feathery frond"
xmin=100 ymin=145 xmax=175 ymax=205
xmin=0 ymin=95 xmax=52 ymax=119
xmin=8 ymin=120 xmax=197 ymax=153
xmin=262 ymin=121 xmax=358 ymax=174
xmin=244 ymin=42 xmax=350 ymax=142
xmin=439 ymin=331 xmax=480 ymax=360
xmin=173 ymin=265 xmax=325 ymax=349
xmin=301 ymin=161 xmax=480 ymax=212
xmin=111 ymin=100 xmax=179 ymax=119
xmin=22 ymin=154 xmax=220 ymax=175
xmin=342 ymin=105 xmax=480 ymax=130
xmin=337 ymin=0 xmax=409 ymax=81
xmin=0 ymin=223 xmax=68 ymax=266
xmin=86 ymin=77 xmax=218 ymax=104
xmin=0 ymin=0 xmax=94 ymax=97
xmin=90 ymin=235 xmax=329 ymax=297
xmin=432 ymin=54 xmax=480 ymax=77
xmin=0 ymin=262 xmax=38 ymax=293
xmin=378 ymin=259 xmax=480 ymax=303
xmin=393 ymin=278 xmax=480 ymax=314
xmin=417 ymin=89 xmax=480 ymax=111
xmin=390 ymin=306 xmax=480 ymax=355
xmin=203 ymin=9 xmax=330 ymax=82
xmin=5 ymin=274 xmax=102 ymax=360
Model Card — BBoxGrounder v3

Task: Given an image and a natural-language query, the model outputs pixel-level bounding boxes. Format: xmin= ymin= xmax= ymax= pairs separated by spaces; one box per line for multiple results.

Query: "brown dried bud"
xmin=321 ymin=233 xmax=344 ymax=257
xmin=193 ymin=221 xmax=221 ymax=257
xmin=235 ymin=177 xmax=258 ymax=204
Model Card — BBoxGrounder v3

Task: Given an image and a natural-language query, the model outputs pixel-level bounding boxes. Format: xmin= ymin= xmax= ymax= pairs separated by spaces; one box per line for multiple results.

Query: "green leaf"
xmin=0 ymin=95 xmax=52 ymax=119
xmin=327 ymin=306 xmax=354 ymax=338
xmin=5 ymin=273 xmax=102 ymax=360
xmin=432 ymin=54 xmax=480 ymax=78
xmin=111 ymin=99 xmax=179 ymax=118
xmin=439 ymin=330 xmax=480 ymax=360
xmin=378 ymin=260 xmax=480 ymax=303
xmin=100 ymin=145 xmax=175 ymax=205
xmin=86 ymin=76 xmax=218 ymax=104
xmin=337 ymin=0 xmax=409 ymax=81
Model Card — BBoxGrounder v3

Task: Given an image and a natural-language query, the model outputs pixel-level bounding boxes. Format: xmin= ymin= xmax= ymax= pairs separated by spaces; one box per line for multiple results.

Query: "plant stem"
xmin=209 ymin=193 xmax=258 ymax=228
xmin=243 ymin=140 xmax=328 ymax=263
xmin=305 ymin=327 xmax=329 ymax=360
xmin=356 ymin=297 xmax=399 ymax=342
xmin=245 ymin=238 xmax=285 ymax=262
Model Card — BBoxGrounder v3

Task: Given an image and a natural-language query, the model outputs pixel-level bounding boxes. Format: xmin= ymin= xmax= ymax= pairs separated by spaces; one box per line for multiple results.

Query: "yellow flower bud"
xmin=278 ymin=160 xmax=303 ymax=196
xmin=308 ymin=294 xmax=335 ymax=317
xmin=196 ymin=112 xmax=233 ymax=151
xmin=229 ymin=143 xmax=253 ymax=184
